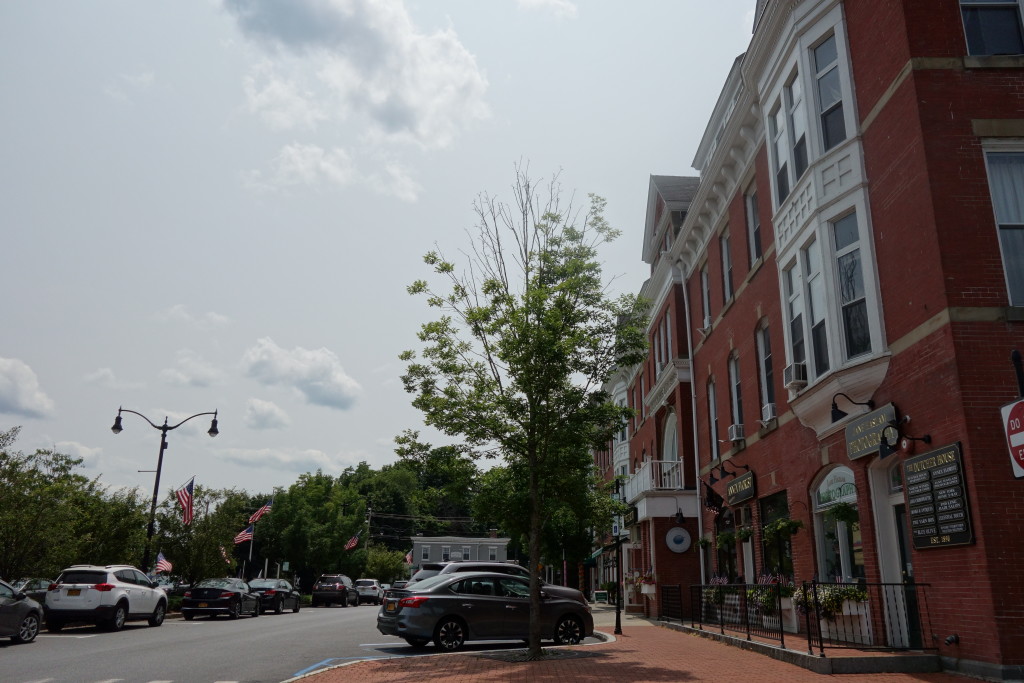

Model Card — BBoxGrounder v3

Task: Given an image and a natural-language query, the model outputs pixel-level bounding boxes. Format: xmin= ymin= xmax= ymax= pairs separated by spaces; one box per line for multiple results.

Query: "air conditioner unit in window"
xmin=698 ymin=315 xmax=712 ymax=337
xmin=783 ymin=362 xmax=807 ymax=389
xmin=727 ymin=423 xmax=745 ymax=442
xmin=761 ymin=403 xmax=777 ymax=423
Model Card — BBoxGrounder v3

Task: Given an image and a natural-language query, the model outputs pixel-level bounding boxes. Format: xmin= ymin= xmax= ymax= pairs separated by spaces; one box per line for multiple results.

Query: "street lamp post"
xmin=613 ymin=478 xmax=625 ymax=635
xmin=111 ymin=407 xmax=219 ymax=573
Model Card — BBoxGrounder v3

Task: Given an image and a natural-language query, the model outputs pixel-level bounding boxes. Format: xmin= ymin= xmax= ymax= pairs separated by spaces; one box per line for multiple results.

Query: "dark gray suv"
xmin=311 ymin=574 xmax=357 ymax=607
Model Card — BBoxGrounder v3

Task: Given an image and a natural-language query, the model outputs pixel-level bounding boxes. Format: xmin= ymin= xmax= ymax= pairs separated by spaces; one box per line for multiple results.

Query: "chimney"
xmin=489 ymin=528 xmax=498 ymax=538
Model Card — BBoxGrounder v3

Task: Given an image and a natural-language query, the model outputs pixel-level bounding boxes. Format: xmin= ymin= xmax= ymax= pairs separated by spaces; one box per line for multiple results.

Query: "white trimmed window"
xmin=756 ymin=322 xmax=776 ymax=412
xmin=984 ymin=151 xmax=1024 ymax=304
xmin=961 ymin=0 xmax=1024 ymax=55
xmin=721 ymin=233 xmax=734 ymax=302
xmin=421 ymin=545 xmax=430 ymax=561
xmin=701 ymin=264 xmax=712 ymax=327
xmin=489 ymin=546 xmax=497 ymax=561
xmin=746 ymin=188 xmax=762 ymax=264
xmin=442 ymin=545 xmax=451 ymax=561
xmin=833 ymin=212 xmax=871 ymax=358
xmin=786 ymin=70 xmax=808 ymax=179
xmin=769 ymin=101 xmax=791 ymax=205
xmin=805 ymin=236 xmax=830 ymax=377
xmin=728 ymin=353 xmax=743 ymax=427
xmin=813 ymin=34 xmax=847 ymax=152
xmin=708 ymin=379 xmax=720 ymax=460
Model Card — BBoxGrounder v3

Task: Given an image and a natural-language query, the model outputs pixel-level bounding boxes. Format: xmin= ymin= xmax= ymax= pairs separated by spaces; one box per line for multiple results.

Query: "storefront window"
xmin=814 ymin=466 xmax=865 ymax=582
xmin=759 ymin=491 xmax=794 ymax=578
xmin=715 ymin=509 xmax=738 ymax=581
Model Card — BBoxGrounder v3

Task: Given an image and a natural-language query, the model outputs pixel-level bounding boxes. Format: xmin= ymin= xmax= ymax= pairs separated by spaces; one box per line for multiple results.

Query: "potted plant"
xmin=736 ymin=527 xmax=754 ymax=542
xmin=793 ymin=583 xmax=872 ymax=644
xmin=827 ymin=501 xmax=860 ymax=526
xmin=633 ymin=570 xmax=656 ymax=595
xmin=763 ymin=517 xmax=803 ymax=544
xmin=716 ymin=531 xmax=737 ymax=550
xmin=696 ymin=537 xmax=712 ymax=550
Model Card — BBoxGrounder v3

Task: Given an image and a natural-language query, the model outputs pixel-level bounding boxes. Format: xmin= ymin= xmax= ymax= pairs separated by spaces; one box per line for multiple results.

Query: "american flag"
xmin=155 ymin=552 xmax=173 ymax=573
xmin=234 ymin=525 xmax=254 ymax=544
xmin=249 ymin=499 xmax=273 ymax=524
xmin=219 ymin=545 xmax=232 ymax=565
xmin=404 ymin=550 xmax=412 ymax=564
xmin=176 ymin=477 xmax=195 ymax=525
xmin=344 ymin=532 xmax=361 ymax=551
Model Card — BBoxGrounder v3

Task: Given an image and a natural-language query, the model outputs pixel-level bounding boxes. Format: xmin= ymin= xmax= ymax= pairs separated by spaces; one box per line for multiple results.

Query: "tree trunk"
xmin=527 ymin=448 xmax=543 ymax=659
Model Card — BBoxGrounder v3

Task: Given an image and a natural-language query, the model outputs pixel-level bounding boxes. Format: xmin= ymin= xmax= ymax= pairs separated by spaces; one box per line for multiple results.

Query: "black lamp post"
xmin=111 ymin=407 xmax=219 ymax=573
xmin=613 ymin=478 xmax=625 ymax=635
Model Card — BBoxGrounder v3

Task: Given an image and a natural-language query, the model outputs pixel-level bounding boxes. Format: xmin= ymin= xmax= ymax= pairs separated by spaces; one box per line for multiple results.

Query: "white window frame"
xmin=421 ymin=545 xmax=430 ymax=561
xmin=960 ymin=0 xmax=1024 ymax=56
xmin=442 ymin=545 xmax=451 ymax=562
xmin=756 ymin=322 xmax=776 ymax=410
xmin=489 ymin=546 xmax=497 ymax=561
xmin=812 ymin=32 xmax=847 ymax=152
xmin=786 ymin=68 xmax=808 ymax=179
xmin=769 ymin=99 xmax=791 ymax=206
xmin=832 ymin=211 xmax=871 ymax=359
xmin=707 ymin=379 xmax=720 ymax=461
xmin=728 ymin=353 xmax=743 ymax=426
xmin=721 ymin=232 xmax=734 ymax=302
xmin=462 ymin=545 xmax=471 ymax=560
xmin=701 ymin=264 xmax=712 ymax=326
xmin=983 ymin=146 xmax=1024 ymax=306
xmin=746 ymin=187 xmax=762 ymax=265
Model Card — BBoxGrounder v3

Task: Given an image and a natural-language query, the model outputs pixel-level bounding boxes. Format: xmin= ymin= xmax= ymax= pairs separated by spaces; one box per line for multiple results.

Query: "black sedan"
xmin=181 ymin=578 xmax=260 ymax=620
xmin=248 ymin=579 xmax=300 ymax=614
xmin=12 ymin=578 xmax=52 ymax=605
xmin=377 ymin=571 xmax=593 ymax=650
xmin=0 ymin=579 xmax=42 ymax=643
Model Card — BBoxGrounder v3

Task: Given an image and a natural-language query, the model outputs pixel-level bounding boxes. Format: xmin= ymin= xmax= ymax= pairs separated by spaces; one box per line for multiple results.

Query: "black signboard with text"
xmin=903 ymin=442 xmax=974 ymax=549
xmin=725 ymin=471 xmax=756 ymax=507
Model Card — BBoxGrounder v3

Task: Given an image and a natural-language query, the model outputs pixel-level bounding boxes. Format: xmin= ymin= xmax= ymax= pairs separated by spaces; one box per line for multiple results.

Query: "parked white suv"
xmin=44 ymin=564 xmax=167 ymax=632
xmin=354 ymin=578 xmax=383 ymax=605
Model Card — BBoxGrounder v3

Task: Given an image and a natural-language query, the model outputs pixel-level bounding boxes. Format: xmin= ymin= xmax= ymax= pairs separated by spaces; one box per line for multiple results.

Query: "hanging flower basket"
xmin=763 ymin=518 xmax=803 ymax=544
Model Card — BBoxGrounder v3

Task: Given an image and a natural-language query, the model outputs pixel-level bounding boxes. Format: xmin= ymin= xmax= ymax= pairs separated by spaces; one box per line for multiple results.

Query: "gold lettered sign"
xmin=903 ymin=442 xmax=974 ymax=549
xmin=845 ymin=403 xmax=897 ymax=460
xmin=725 ymin=471 xmax=756 ymax=506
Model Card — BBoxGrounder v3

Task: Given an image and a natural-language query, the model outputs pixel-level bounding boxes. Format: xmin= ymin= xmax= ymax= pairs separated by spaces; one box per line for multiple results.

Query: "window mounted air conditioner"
xmin=727 ymin=423 xmax=745 ymax=442
xmin=699 ymin=315 xmax=712 ymax=336
xmin=761 ymin=403 xmax=777 ymax=423
xmin=783 ymin=362 xmax=807 ymax=389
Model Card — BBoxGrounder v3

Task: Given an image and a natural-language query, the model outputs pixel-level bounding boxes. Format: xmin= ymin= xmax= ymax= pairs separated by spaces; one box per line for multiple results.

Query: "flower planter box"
xmin=780 ymin=597 xmax=799 ymax=633
xmin=640 ymin=583 xmax=656 ymax=595
xmin=820 ymin=602 xmax=872 ymax=645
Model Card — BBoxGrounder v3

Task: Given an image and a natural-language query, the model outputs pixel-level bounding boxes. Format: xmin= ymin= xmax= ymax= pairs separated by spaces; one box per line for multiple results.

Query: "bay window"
xmin=813 ymin=34 xmax=846 ymax=151
xmin=984 ymin=151 xmax=1024 ymax=305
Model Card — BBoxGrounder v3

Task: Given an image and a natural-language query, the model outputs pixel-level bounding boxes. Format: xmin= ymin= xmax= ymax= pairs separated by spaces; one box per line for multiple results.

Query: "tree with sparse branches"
xmin=401 ymin=165 xmax=647 ymax=658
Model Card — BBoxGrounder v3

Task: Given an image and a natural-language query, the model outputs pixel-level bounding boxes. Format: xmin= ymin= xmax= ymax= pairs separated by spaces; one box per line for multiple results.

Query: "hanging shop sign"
xmin=1000 ymin=397 xmax=1024 ymax=479
xmin=624 ymin=506 xmax=639 ymax=528
xmin=903 ymin=442 xmax=974 ymax=549
xmin=845 ymin=403 xmax=897 ymax=460
xmin=725 ymin=471 xmax=756 ymax=506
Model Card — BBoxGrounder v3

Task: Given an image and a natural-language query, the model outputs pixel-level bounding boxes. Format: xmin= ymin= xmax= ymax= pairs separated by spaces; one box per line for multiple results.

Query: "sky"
xmin=0 ymin=0 xmax=754 ymax=497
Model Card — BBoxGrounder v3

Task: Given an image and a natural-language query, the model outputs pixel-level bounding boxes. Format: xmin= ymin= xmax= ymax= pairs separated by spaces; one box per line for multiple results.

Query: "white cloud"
xmin=368 ymin=161 xmax=421 ymax=202
xmin=244 ymin=398 xmax=291 ymax=429
xmin=154 ymin=304 xmax=231 ymax=329
xmin=243 ymin=62 xmax=327 ymax=130
xmin=223 ymin=0 xmax=490 ymax=150
xmin=219 ymin=446 xmax=357 ymax=473
xmin=246 ymin=143 xmax=356 ymax=192
xmin=240 ymin=337 xmax=360 ymax=409
xmin=83 ymin=367 xmax=145 ymax=390
xmin=0 ymin=357 xmax=56 ymax=418
xmin=517 ymin=0 xmax=578 ymax=19
xmin=57 ymin=440 xmax=103 ymax=468
xmin=159 ymin=349 xmax=225 ymax=387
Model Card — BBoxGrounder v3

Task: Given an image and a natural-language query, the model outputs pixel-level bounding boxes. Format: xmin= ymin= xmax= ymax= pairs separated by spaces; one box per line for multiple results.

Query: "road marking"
xmin=293 ymin=659 xmax=339 ymax=676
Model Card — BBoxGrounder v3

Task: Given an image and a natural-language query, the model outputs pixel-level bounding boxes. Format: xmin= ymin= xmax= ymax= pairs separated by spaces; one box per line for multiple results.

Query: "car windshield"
xmin=58 ymin=571 xmax=107 ymax=584
xmin=406 ymin=574 xmax=452 ymax=592
xmin=196 ymin=578 xmax=237 ymax=589
xmin=355 ymin=580 xmax=376 ymax=587
xmin=249 ymin=579 xmax=277 ymax=588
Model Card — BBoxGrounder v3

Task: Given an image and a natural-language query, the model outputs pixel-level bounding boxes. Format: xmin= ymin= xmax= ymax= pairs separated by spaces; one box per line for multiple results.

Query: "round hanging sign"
xmin=665 ymin=527 xmax=691 ymax=553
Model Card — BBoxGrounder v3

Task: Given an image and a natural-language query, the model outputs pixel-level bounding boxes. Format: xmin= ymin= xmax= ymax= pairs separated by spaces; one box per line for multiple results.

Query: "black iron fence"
xmin=689 ymin=581 xmax=935 ymax=654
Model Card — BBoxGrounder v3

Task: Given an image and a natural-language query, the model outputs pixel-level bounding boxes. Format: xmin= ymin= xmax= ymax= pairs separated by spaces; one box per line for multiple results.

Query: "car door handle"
xmin=461 ymin=603 xmax=474 ymax=609
xmin=505 ymin=605 xmax=518 ymax=610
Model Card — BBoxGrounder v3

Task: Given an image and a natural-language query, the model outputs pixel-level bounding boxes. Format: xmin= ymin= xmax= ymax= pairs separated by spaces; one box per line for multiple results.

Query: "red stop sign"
xmin=1003 ymin=399 xmax=1024 ymax=477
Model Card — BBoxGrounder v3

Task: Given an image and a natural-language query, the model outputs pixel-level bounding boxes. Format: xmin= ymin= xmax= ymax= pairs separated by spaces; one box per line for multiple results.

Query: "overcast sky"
xmin=1 ymin=0 xmax=753 ymax=497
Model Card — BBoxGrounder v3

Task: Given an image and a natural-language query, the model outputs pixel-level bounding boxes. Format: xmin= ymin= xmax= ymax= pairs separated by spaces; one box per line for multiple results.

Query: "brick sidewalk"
xmin=288 ymin=606 xmax=970 ymax=683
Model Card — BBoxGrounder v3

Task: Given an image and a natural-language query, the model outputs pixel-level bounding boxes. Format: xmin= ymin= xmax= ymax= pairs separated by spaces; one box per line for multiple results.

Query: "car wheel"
xmin=355 ymin=594 xmax=362 ymax=607
xmin=292 ymin=598 xmax=300 ymax=613
xmin=106 ymin=603 xmax=128 ymax=631
xmin=183 ymin=612 xmax=195 ymax=621
xmin=252 ymin=601 xmax=260 ymax=617
xmin=228 ymin=600 xmax=240 ymax=620
xmin=434 ymin=617 xmax=466 ymax=651
xmin=12 ymin=613 xmax=40 ymax=643
xmin=554 ymin=615 xmax=584 ymax=645
xmin=404 ymin=636 xmax=430 ymax=648
xmin=148 ymin=602 xmax=166 ymax=627
xmin=274 ymin=597 xmax=283 ymax=614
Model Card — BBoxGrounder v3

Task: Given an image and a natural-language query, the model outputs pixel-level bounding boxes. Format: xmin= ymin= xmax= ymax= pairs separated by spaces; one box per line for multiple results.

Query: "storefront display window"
xmin=814 ymin=466 xmax=865 ymax=582
xmin=759 ymin=491 xmax=794 ymax=578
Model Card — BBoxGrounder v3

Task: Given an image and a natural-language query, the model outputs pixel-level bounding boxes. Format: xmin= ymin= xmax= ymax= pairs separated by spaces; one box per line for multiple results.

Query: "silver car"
xmin=0 ymin=579 xmax=42 ymax=643
xmin=376 ymin=571 xmax=593 ymax=650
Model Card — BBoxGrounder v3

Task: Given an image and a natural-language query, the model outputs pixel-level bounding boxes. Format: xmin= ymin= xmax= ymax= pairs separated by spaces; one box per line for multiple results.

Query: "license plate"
xmin=386 ymin=602 xmax=396 ymax=612
xmin=198 ymin=602 xmax=208 ymax=608
xmin=67 ymin=589 xmax=80 ymax=596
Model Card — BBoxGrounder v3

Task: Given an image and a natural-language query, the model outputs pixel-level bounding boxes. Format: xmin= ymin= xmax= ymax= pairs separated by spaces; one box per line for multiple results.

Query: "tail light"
xmin=93 ymin=583 xmax=115 ymax=592
xmin=398 ymin=596 xmax=429 ymax=608
xmin=48 ymin=583 xmax=60 ymax=591
xmin=184 ymin=591 xmax=192 ymax=598
xmin=264 ymin=589 xmax=277 ymax=596
xmin=219 ymin=591 xmax=236 ymax=598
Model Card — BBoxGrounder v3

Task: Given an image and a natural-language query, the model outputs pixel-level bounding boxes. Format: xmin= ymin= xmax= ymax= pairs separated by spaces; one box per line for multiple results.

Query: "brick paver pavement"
xmin=289 ymin=605 xmax=971 ymax=683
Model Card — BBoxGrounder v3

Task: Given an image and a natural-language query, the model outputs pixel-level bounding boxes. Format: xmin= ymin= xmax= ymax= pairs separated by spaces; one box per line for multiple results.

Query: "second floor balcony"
xmin=624 ymin=459 xmax=686 ymax=504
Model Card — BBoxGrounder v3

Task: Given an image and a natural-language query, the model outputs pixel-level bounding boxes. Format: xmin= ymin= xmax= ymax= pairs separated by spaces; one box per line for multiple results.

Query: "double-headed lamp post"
xmin=111 ymin=407 xmax=219 ymax=573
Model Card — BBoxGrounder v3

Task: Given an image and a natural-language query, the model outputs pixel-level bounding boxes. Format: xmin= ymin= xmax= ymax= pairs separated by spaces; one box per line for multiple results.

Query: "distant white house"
xmin=410 ymin=534 xmax=512 ymax=570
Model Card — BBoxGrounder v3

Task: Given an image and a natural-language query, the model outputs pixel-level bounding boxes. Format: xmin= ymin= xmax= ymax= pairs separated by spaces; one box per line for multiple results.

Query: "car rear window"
xmin=317 ymin=576 xmax=346 ymax=584
xmin=355 ymin=580 xmax=376 ymax=587
xmin=58 ymin=571 xmax=107 ymax=584
xmin=249 ymin=579 xmax=276 ymax=588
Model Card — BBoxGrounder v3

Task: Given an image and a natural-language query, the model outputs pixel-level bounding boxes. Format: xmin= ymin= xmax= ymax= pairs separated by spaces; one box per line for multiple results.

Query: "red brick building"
xmin=599 ymin=1 xmax=1024 ymax=679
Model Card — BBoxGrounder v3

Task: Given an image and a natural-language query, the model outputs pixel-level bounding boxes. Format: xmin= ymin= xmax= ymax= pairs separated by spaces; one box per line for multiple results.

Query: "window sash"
xmin=721 ymin=234 xmax=734 ymax=301
xmin=746 ymin=191 xmax=762 ymax=263
xmin=757 ymin=326 xmax=776 ymax=408
xmin=729 ymin=356 xmax=743 ymax=425
xmin=986 ymin=152 xmax=1024 ymax=304
xmin=962 ymin=2 xmax=1024 ymax=55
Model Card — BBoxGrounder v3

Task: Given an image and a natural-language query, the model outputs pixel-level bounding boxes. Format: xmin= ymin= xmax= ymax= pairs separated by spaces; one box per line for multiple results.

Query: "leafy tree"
xmin=401 ymin=167 xmax=647 ymax=657
xmin=393 ymin=430 xmax=481 ymax=537
xmin=364 ymin=545 xmax=408 ymax=585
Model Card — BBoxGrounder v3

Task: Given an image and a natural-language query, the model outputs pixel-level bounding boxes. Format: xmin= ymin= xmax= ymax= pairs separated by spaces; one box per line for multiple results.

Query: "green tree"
xmin=364 ymin=545 xmax=408 ymax=585
xmin=401 ymin=167 xmax=647 ymax=657
xmin=393 ymin=430 xmax=481 ymax=538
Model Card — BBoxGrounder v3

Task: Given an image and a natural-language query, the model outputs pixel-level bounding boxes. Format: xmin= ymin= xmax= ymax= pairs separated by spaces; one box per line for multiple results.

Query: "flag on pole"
xmin=219 ymin=546 xmax=232 ymax=565
xmin=344 ymin=531 xmax=361 ymax=551
xmin=249 ymin=498 xmax=273 ymax=524
xmin=234 ymin=525 xmax=254 ymax=544
xmin=155 ymin=552 xmax=173 ymax=573
xmin=404 ymin=550 xmax=412 ymax=564
xmin=176 ymin=477 xmax=195 ymax=525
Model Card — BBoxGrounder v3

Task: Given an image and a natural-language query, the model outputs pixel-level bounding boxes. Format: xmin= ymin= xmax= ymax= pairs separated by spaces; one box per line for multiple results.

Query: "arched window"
xmin=813 ymin=466 xmax=865 ymax=582
xmin=661 ymin=414 xmax=680 ymax=488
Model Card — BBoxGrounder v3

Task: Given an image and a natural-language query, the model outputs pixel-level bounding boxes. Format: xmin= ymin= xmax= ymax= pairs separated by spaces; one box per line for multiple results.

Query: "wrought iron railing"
xmin=688 ymin=581 xmax=934 ymax=653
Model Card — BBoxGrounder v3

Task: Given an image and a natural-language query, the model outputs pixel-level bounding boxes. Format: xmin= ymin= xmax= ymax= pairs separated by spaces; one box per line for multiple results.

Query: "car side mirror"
xmin=16 ymin=591 xmax=28 ymax=601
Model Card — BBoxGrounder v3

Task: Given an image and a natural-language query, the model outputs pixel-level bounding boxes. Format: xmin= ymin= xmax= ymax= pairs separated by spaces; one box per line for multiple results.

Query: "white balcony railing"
xmin=623 ymin=459 xmax=683 ymax=503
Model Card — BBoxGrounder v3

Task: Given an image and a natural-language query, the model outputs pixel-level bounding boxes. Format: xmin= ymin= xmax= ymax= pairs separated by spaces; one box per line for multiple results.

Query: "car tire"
xmin=12 ymin=613 xmax=40 ymax=643
xmin=148 ymin=602 xmax=166 ymax=627
xmin=183 ymin=612 xmax=195 ymax=621
xmin=228 ymin=600 xmax=240 ymax=620
xmin=355 ymin=594 xmax=361 ymax=607
xmin=404 ymin=636 xmax=430 ymax=648
xmin=274 ymin=597 xmax=283 ymax=614
xmin=434 ymin=617 xmax=466 ymax=651
xmin=46 ymin=619 xmax=64 ymax=633
xmin=106 ymin=603 xmax=127 ymax=631
xmin=554 ymin=615 xmax=584 ymax=645
xmin=252 ymin=602 xmax=260 ymax=617
xmin=292 ymin=599 xmax=300 ymax=613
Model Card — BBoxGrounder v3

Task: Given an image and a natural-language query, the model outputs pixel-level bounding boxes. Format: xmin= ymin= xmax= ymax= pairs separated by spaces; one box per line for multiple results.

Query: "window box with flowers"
xmin=748 ymin=579 xmax=798 ymax=633
xmin=633 ymin=571 xmax=656 ymax=595
xmin=793 ymin=584 xmax=872 ymax=645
